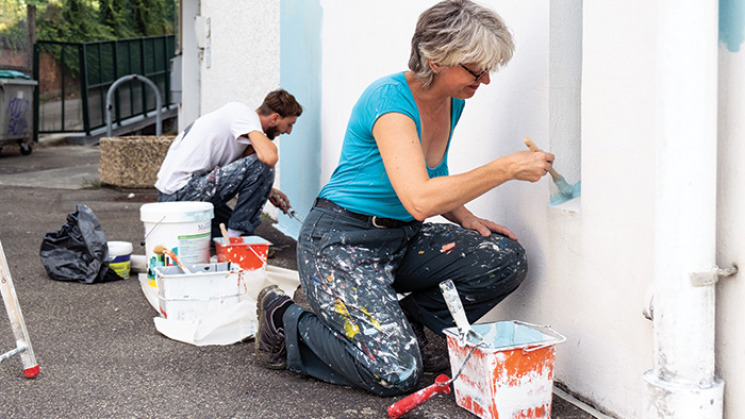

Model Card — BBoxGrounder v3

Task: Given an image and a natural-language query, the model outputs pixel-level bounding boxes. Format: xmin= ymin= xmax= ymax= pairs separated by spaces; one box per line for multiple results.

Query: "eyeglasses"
xmin=460 ymin=64 xmax=487 ymax=82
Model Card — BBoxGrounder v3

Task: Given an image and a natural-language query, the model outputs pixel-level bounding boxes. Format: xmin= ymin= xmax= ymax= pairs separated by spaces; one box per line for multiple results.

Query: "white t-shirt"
xmin=155 ymin=102 xmax=263 ymax=194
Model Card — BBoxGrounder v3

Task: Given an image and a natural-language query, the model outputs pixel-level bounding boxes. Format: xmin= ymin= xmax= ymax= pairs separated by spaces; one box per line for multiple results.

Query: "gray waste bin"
xmin=0 ymin=71 xmax=37 ymax=155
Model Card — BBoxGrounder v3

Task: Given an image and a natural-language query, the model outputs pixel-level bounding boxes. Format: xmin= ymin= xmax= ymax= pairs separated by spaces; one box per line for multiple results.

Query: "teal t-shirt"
xmin=319 ymin=72 xmax=465 ymax=221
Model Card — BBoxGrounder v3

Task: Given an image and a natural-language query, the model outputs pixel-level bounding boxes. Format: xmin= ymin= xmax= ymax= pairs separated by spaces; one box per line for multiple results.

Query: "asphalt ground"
xmin=0 ymin=142 xmax=595 ymax=418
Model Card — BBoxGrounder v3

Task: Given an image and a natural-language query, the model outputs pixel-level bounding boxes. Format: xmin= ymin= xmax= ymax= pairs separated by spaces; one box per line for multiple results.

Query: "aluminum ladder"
xmin=0 ymin=240 xmax=39 ymax=378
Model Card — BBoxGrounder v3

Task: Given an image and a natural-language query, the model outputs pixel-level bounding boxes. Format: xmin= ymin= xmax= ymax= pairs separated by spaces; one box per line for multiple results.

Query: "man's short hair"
xmin=257 ymin=89 xmax=303 ymax=118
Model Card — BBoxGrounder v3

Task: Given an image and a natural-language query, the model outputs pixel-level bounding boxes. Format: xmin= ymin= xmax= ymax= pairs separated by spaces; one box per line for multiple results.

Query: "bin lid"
xmin=0 ymin=70 xmax=31 ymax=79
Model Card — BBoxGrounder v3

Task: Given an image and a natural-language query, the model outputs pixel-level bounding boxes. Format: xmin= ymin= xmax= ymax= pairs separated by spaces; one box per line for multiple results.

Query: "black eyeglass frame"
xmin=459 ymin=64 xmax=487 ymax=82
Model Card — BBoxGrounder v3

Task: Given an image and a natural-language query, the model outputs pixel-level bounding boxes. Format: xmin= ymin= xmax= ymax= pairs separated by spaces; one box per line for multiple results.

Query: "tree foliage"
xmin=0 ymin=0 xmax=30 ymax=49
xmin=0 ymin=0 xmax=174 ymax=49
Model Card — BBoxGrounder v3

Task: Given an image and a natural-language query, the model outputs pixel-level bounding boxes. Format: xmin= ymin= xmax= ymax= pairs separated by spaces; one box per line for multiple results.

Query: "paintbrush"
xmin=153 ymin=244 xmax=192 ymax=274
xmin=523 ymin=137 xmax=574 ymax=198
xmin=287 ymin=207 xmax=304 ymax=223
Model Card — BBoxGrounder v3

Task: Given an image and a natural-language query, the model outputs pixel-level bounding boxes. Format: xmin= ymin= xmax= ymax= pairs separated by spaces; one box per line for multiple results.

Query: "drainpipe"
xmin=642 ymin=1 xmax=733 ymax=417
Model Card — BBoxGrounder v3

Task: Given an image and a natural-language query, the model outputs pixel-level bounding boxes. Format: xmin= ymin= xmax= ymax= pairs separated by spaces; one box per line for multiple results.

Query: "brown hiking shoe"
xmin=411 ymin=318 xmax=450 ymax=372
xmin=255 ymin=285 xmax=292 ymax=369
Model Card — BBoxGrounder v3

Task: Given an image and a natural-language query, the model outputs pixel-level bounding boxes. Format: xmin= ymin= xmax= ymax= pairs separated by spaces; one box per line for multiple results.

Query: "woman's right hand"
xmin=503 ymin=150 xmax=555 ymax=182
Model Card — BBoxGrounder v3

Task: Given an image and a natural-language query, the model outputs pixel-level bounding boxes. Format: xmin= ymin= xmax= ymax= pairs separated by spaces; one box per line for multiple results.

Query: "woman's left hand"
xmin=461 ymin=216 xmax=518 ymax=240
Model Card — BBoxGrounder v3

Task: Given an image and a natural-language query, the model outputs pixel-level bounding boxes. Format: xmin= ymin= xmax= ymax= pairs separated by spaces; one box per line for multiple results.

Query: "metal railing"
xmin=32 ymin=35 xmax=175 ymax=141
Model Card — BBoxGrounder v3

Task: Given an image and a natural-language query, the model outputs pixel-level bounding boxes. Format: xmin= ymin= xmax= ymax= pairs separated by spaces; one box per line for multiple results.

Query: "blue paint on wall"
xmin=278 ymin=0 xmax=322 ymax=238
xmin=720 ymin=0 xmax=745 ymax=52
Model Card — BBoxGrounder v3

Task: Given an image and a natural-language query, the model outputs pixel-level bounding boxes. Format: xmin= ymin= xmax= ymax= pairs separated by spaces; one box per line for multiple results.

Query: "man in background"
xmin=155 ymin=89 xmax=303 ymax=239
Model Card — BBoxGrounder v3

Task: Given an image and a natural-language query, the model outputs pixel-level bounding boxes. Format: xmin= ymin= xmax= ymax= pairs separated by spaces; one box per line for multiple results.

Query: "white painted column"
xmin=178 ymin=0 xmax=202 ymax=131
xmin=643 ymin=1 xmax=723 ymax=417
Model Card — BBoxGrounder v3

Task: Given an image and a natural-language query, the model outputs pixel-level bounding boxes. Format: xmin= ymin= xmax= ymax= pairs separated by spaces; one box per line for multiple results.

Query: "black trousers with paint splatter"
xmin=285 ymin=203 xmax=528 ymax=396
xmin=158 ymin=155 xmax=275 ymax=238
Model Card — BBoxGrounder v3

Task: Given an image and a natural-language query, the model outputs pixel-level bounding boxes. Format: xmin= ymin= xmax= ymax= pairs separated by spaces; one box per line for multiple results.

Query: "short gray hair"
xmin=408 ymin=0 xmax=515 ymax=88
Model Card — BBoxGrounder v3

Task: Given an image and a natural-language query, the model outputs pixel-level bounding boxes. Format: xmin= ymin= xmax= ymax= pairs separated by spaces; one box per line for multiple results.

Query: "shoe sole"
xmin=255 ymin=285 xmax=287 ymax=370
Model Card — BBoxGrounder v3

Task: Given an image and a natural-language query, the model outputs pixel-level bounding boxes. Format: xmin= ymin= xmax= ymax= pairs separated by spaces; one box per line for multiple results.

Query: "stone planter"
xmin=99 ymin=136 xmax=174 ymax=188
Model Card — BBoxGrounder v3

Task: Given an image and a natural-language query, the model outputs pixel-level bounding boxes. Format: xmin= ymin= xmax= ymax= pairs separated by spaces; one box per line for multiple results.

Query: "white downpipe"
xmin=643 ymin=1 xmax=723 ymax=417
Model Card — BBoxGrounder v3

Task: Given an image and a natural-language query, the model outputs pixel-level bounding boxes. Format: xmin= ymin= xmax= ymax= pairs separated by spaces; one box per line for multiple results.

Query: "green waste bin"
xmin=0 ymin=71 xmax=37 ymax=155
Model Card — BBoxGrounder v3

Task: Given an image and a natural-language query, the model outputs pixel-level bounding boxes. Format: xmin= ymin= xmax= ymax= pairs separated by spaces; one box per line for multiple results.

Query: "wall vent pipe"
xmin=642 ymin=1 xmax=724 ymax=417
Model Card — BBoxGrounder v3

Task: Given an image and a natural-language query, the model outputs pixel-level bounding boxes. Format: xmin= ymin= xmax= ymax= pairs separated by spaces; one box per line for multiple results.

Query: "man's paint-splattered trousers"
xmin=157 ymin=155 xmax=274 ymax=238
xmin=285 ymin=202 xmax=528 ymax=396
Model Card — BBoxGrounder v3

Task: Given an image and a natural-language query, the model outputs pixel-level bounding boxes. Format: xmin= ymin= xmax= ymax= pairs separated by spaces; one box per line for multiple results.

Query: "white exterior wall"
xmin=190 ymin=1 xmax=745 ymax=417
xmin=179 ymin=0 xmax=282 ymax=216
xmin=178 ymin=0 xmax=280 ymax=126
xmin=197 ymin=1 xmax=280 ymax=115
xmin=569 ymin=3 xmax=658 ymax=416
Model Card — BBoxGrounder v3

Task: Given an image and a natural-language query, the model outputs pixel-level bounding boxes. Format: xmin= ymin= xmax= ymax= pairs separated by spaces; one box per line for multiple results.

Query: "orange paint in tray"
xmin=213 ymin=236 xmax=271 ymax=271
xmin=443 ymin=321 xmax=565 ymax=419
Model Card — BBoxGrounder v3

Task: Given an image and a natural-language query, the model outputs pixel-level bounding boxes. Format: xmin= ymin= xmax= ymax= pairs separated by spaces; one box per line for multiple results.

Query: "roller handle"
xmin=523 ymin=137 xmax=563 ymax=180
xmin=387 ymin=374 xmax=452 ymax=419
xmin=439 ymin=279 xmax=482 ymax=346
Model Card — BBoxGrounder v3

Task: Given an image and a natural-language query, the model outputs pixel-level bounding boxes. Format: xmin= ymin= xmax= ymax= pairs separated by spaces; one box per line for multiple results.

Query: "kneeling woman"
xmin=255 ymin=0 xmax=554 ymax=396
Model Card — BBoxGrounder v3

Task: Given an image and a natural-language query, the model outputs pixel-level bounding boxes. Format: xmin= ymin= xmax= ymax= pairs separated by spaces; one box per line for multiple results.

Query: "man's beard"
xmin=265 ymin=126 xmax=278 ymax=140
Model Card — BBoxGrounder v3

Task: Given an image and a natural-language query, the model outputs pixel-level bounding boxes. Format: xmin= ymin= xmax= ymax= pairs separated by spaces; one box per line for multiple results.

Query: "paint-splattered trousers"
xmin=157 ymin=155 xmax=274 ymax=238
xmin=285 ymin=200 xmax=528 ymax=396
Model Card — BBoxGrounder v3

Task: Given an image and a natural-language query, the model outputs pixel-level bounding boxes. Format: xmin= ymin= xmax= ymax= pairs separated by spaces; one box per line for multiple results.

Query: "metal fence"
xmin=32 ymin=35 xmax=175 ymax=140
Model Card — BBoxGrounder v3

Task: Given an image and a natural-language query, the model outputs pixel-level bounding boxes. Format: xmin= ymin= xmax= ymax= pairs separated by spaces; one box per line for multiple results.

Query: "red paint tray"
xmin=213 ymin=236 xmax=271 ymax=271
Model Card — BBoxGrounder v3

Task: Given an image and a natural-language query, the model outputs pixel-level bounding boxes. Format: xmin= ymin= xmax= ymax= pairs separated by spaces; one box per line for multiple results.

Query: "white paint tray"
xmin=153 ymin=262 xmax=263 ymax=321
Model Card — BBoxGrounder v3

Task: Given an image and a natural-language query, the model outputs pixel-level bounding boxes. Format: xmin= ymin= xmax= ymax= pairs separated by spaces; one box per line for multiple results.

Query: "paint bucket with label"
xmin=107 ymin=241 xmax=133 ymax=279
xmin=140 ymin=202 xmax=214 ymax=288
xmin=443 ymin=321 xmax=565 ymax=419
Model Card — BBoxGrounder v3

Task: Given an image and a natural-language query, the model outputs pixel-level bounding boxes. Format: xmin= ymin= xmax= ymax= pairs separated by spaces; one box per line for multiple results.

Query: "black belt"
xmin=313 ymin=198 xmax=414 ymax=229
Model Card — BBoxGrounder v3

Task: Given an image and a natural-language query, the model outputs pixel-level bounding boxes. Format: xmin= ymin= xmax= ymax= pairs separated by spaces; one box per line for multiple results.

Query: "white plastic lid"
xmin=107 ymin=241 xmax=133 ymax=256
xmin=140 ymin=201 xmax=214 ymax=223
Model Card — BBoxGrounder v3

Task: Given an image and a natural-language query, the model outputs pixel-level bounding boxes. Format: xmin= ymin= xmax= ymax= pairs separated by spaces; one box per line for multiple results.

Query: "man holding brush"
xmin=155 ymin=89 xmax=303 ymax=239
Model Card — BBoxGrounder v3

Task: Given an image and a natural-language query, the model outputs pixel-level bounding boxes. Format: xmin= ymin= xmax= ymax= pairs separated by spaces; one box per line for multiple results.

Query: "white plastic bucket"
xmin=140 ymin=201 xmax=214 ymax=287
xmin=107 ymin=241 xmax=133 ymax=279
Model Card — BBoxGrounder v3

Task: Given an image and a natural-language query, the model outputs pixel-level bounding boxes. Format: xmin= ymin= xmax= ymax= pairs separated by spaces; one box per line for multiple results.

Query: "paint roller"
xmin=523 ymin=137 xmax=580 ymax=205
xmin=387 ymin=280 xmax=486 ymax=418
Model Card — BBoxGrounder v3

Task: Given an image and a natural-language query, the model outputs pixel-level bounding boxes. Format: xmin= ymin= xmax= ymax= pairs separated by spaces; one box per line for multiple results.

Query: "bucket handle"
xmin=141 ymin=215 xmax=166 ymax=246
xmin=247 ymin=244 xmax=267 ymax=263
xmin=515 ymin=321 xmax=567 ymax=353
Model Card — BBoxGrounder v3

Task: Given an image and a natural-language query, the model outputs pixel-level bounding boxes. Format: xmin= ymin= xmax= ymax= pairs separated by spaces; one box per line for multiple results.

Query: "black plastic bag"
xmin=40 ymin=204 xmax=121 ymax=284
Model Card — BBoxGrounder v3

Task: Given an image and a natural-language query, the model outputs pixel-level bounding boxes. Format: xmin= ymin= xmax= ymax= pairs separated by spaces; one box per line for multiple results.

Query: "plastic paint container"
xmin=213 ymin=236 xmax=272 ymax=270
xmin=107 ymin=241 xmax=133 ymax=279
xmin=153 ymin=261 xmax=263 ymax=322
xmin=443 ymin=321 xmax=565 ymax=419
xmin=140 ymin=201 xmax=214 ymax=288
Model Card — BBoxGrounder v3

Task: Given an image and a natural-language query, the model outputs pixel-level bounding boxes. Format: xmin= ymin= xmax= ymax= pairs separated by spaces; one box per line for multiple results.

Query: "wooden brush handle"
xmin=219 ymin=223 xmax=230 ymax=243
xmin=523 ymin=137 xmax=563 ymax=179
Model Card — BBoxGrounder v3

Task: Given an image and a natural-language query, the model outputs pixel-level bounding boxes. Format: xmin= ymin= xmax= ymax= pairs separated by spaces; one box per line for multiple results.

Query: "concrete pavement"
xmin=0 ymin=142 xmax=597 ymax=418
